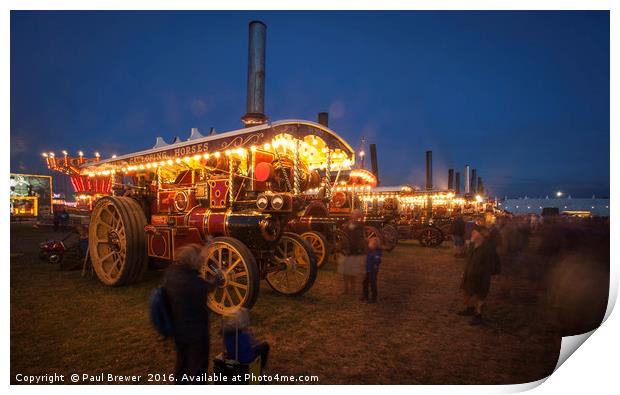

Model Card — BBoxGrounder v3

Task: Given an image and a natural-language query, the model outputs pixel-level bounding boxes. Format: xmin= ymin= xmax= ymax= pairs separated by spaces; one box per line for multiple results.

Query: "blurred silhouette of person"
xmin=339 ymin=209 xmax=365 ymax=294
xmin=361 ymin=237 xmax=382 ymax=303
xmin=76 ymin=224 xmax=89 ymax=257
xmin=163 ymin=244 xmax=218 ymax=384
xmin=53 ymin=209 xmax=61 ymax=231
xmin=450 ymin=209 xmax=466 ymax=257
xmin=59 ymin=207 xmax=69 ymax=229
xmin=458 ymin=225 xmax=494 ymax=325
xmin=222 ymin=308 xmax=270 ymax=369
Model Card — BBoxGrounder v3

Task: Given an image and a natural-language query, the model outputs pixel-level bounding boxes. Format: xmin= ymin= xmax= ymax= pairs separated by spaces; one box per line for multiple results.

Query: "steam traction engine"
xmin=358 ymin=185 xmax=468 ymax=248
xmin=46 ymin=120 xmax=357 ymax=314
xmin=302 ymin=168 xmax=400 ymax=254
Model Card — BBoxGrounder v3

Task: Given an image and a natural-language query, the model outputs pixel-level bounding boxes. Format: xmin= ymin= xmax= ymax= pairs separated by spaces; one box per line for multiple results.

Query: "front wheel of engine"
xmin=200 ymin=237 xmax=260 ymax=315
xmin=266 ymin=232 xmax=317 ymax=296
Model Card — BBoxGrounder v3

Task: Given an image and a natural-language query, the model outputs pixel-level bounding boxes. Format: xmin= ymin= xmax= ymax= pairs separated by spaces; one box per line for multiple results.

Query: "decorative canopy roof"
xmin=79 ymin=119 xmax=356 ymax=175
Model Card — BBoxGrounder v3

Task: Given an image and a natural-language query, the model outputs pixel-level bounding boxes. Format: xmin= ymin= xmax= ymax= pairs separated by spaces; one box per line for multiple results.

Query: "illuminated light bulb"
xmin=111 ymin=170 xmax=116 ymax=174
xmin=184 ymin=156 xmax=191 ymax=163
xmin=264 ymin=143 xmax=271 ymax=150
xmin=152 ymin=162 xmax=158 ymax=168
xmin=95 ymin=152 xmax=100 ymax=157
xmin=78 ymin=151 xmax=84 ymax=156
xmin=62 ymin=150 xmax=68 ymax=156
xmin=139 ymin=164 xmax=145 ymax=170
xmin=167 ymin=159 xmax=173 ymax=165
xmin=359 ymin=150 xmax=365 ymax=157
xmin=175 ymin=158 xmax=181 ymax=164
xmin=193 ymin=154 xmax=201 ymax=161
xmin=121 ymin=167 xmax=126 ymax=172
xmin=160 ymin=161 xmax=166 ymax=166
xmin=312 ymin=138 xmax=318 ymax=146
xmin=49 ymin=152 xmax=55 ymax=157
xmin=214 ymin=152 xmax=221 ymax=158
xmin=146 ymin=163 xmax=152 ymax=169
xmin=250 ymin=145 xmax=256 ymax=152
xmin=42 ymin=153 xmax=48 ymax=157
xmin=112 ymin=154 xmax=117 ymax=159
xmin=236 ymin=148 xmax=245 ymax=156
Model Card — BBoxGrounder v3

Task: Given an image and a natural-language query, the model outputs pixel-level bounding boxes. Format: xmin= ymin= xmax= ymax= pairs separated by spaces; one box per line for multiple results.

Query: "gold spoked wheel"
xmin=266 ymin=232 xmax=317 ymax=296
xmin=301 ymin=231 xmax=329 ymax=268
xmin=200 ymin=237 xmax=259 ymax=315
xmin=89 ymin=196 xmax=147 ymax=286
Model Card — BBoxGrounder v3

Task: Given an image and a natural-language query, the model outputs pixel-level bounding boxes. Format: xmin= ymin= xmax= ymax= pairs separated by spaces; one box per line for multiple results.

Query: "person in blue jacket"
xmin=222 ymin=308 xmax=269 ymax=369
xmin=361 ymin=237 xmax=382 ymax=303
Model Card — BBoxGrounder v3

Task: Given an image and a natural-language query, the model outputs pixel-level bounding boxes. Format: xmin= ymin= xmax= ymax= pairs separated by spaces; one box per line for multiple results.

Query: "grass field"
xmin=11 ymin=222 xmax=561 ymax=384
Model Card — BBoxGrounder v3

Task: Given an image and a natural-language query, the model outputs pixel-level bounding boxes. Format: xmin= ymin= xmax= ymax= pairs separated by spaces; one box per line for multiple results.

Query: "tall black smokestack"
xmin=455 ymin=172 xmax=461 ymax=195
xmin=477 ymin=177 xmax=484 ymax=195
xmin=464 ymin=165 xmax=470 ymax=194
xmin=425 ymin=151 xmax=433 ymax=190
xmin=241 ymin=21 xmax=267 ymax=127
xmin=317 ymin=112 xmax=329 ymax=127
xmin=370 ymin=144 xmax=379 ymax=185
xmin=448 ymin=169 xmax=454 ymax=191
xmin=470 ymin=168 xmax=477 ymax=194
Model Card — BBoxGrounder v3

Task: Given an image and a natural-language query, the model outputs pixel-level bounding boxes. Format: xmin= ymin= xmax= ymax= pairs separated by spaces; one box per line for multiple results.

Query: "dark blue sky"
xmin=11 ymin=11 xmax=610 ymax=198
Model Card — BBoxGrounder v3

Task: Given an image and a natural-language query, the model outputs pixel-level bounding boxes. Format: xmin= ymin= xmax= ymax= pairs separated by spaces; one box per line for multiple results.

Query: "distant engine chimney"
xmin=455 ymin=172 xmax=461 ymax=195
xmin=241 ymin=21 xmax=268 ymax=127
xmin=448 ymin=169 xmax=454 ymax=191
xmin=317 ymin=112 xmax=329 ymax=127
xmin=370 ymin=144 xmax=379 ymax=186
xmin=425 ymin=151 xmax=433 ymax=190
xmin=464 ymin=165 xmax=470 ymax=194
xmin=477 ymin=177 xmax=484 ymax=195
xmin=470 ymin=169 xmax=477 ymax=194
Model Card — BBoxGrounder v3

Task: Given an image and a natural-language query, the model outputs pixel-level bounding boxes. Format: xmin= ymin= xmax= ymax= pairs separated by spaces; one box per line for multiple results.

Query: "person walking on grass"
xmin=163 ymin=244 xmax=219 ymax=384
xmin=339 ymin=209 xmax=365 ymax=294
xmin=361 ymin=237 xmax=382 ymax=304
xmin=458 ymin=224 xmax=495 ymax=325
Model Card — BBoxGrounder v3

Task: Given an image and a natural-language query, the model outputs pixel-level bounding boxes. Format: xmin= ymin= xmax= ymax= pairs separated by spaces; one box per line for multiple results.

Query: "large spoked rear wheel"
xmin=381 ymin=224 xmax=399 ymax=251
xmin=200 ymin=237 xmax=260 ymax=315
xmin=419 ymin=227 xmax=444 ymax=247
xmin=301 ymin=231 xmax=330 ymax=268
xmin=89 ymin=196 xmax=148 ymax=286
xmin=266 ymin=232 xmax=317 ymax=296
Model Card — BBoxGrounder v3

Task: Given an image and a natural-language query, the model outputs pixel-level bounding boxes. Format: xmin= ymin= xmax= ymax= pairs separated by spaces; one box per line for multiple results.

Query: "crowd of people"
xmin=449 ymin=209 xmax=609 ymax=329
xmin=149 ymin=207 xmax=609 ymax=383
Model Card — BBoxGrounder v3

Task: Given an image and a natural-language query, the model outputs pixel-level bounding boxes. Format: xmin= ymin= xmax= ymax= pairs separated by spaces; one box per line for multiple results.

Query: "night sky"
xmin=11 ymin=11 xmax=610 ymax=198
